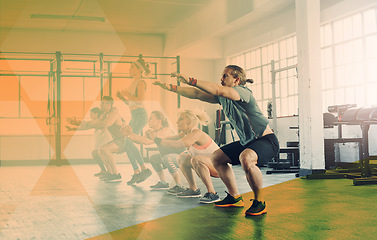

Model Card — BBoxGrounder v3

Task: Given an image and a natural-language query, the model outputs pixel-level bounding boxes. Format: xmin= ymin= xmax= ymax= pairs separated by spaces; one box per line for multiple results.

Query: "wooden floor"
xmin=0 ymin=163 xmax=296 ymax=239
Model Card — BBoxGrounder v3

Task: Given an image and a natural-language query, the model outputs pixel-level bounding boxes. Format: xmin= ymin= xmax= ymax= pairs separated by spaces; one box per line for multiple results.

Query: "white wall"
xmin=0 ymin=136 xmax=52 ymax=161
xmin=223 ymin=6 xmax=296 ymax=57
xmin=274 ymin=116 xmax=299 ymax=147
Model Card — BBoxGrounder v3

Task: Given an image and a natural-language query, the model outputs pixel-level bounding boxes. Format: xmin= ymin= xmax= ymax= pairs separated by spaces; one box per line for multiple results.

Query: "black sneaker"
xmin=127 ymin=173 xmax=141 ymax=185
xmin=214 ymin=192 xmax=244 ymax=208
xmin=199 ymin=192 xmax=220 ymax=204
xmin=150 ymin=181 xmax=169 ymax=190
xmin=167 ymin=185 xmax=185 ymax=195
xmin=245 ymin=200 xmax=267 ymax=216
xmin=136 ymin=168 xmax=152 ymax=183
xmin=104 ymin=173 xmax=122 ymax=183
xmin=177 ymin=188 xmax=201 ymax=198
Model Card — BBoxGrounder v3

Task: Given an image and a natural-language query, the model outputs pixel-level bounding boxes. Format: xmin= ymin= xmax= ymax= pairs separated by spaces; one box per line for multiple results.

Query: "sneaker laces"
xmin=250 ymin=199 xmax=262 ymax=207
xmin=203 ymin=192 xmax=211 ymax=198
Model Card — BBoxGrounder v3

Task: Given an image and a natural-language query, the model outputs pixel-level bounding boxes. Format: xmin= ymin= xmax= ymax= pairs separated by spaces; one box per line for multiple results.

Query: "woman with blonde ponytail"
xmin=152 ymin=109 xmax=221 ymax=204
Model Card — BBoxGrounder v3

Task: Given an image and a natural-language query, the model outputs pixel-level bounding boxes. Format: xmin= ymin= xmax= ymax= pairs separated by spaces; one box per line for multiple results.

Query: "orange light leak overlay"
xmin=0 ymin=56 xmax=176 ymax=159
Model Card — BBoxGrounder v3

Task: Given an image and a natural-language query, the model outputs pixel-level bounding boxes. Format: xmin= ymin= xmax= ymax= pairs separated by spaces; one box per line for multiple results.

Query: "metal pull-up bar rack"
xmin=0 ymin=51 xmax=180 ymax=164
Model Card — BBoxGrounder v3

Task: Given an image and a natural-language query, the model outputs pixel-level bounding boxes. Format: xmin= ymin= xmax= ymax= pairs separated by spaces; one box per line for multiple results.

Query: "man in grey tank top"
xmin=154 ymin=65 xmax=279 ymax=216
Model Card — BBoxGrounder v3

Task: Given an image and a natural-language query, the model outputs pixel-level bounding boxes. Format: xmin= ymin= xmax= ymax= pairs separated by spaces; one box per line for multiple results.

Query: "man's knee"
xmin=239 ymin=150 xmax=258 ymax=172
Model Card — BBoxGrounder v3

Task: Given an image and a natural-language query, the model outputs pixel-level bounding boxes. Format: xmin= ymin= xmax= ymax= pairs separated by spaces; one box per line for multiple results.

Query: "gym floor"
xmin=0 ymin=163 xmax=376 ymax=240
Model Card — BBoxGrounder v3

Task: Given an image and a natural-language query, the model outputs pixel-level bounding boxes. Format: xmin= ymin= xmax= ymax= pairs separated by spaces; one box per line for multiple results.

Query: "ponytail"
xmin=194 ymin=110 xmax=210 ymax=126
xmin=178 ymin=108 xmax=210 ymax=127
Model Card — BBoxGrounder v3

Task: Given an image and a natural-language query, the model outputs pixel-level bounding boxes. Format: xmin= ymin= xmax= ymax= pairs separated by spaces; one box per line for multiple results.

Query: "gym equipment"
xmin=268 ymin=108 xmax=365 ymax=175
xmin=214 ymin=109 xmax=235 ymax=146
xmin=306 ymin=106 xmax=377 ymax=185
xmin=267 ymin=141 xmax=300 ymax=174
xmin=328 ymin=104 xmax=357 ymax=121
xmin=323 ymin=110 xmax=363 ymax=170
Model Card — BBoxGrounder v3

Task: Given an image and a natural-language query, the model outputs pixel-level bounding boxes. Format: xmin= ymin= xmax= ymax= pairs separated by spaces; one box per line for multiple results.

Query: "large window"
xmin=229 ymin=5 xmax=377 ymax=117
xmin=0 ymin=57 xmax=51 ymax=135
xmin=229 ymin=35 xmax=298 ymax=117
xmin=321 ymin=7 xmax=377 ymax=112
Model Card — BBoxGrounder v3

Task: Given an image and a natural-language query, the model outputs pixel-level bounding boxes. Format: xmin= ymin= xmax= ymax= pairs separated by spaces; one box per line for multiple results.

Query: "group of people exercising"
xmin=66 ymin=58 xmax=279 ymax=216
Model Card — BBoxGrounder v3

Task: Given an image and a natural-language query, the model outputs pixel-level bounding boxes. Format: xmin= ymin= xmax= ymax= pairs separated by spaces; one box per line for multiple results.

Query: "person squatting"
xmin=66 ymin=62 xmax=278 ymax=216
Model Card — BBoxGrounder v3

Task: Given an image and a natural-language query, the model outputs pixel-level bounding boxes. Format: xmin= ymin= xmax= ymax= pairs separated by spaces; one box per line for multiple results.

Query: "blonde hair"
xmin=178 ymin=108 xmax=210 ymax=127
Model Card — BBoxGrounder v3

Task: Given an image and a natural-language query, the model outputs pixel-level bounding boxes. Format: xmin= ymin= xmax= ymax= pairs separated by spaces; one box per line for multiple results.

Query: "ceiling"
xmin=4 ymin=0 xmax=334 ymax=57
xmin=0 ymin=0 xmax=214 ymax=34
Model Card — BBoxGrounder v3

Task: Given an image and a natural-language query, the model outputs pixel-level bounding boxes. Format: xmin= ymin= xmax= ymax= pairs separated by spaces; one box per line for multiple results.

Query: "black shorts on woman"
xmin=220 ymin=133 xmax=279 ymax=167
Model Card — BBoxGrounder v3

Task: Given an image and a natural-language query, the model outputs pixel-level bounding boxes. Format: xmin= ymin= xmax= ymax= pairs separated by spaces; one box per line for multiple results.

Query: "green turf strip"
xmin=88 ymin=178 xmax=377 ymax=240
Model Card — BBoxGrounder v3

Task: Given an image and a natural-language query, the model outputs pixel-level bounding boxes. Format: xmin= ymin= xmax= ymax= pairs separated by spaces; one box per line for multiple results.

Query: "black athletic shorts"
xmin=220 ymin=133 xmax=279 ymax=167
